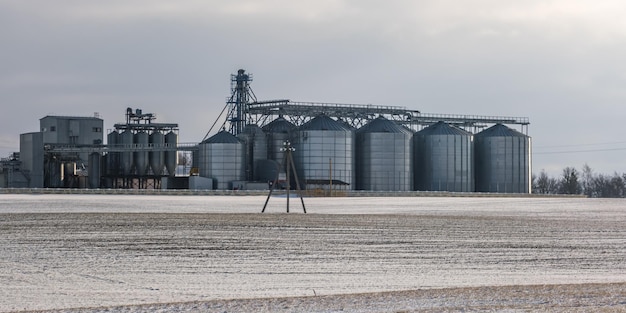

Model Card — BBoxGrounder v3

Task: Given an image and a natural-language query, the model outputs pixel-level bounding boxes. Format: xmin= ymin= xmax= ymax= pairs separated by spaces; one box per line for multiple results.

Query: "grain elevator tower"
xmin=226 ymin=69 xmax=257 ymax=135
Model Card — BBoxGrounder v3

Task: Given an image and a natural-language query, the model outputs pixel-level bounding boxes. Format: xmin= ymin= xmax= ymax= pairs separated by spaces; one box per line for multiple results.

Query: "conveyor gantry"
xmin=246 ymin=100 xmax=529 ymax=133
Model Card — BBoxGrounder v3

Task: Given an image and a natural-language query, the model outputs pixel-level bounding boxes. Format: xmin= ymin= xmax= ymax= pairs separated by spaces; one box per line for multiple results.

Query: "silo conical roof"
xmin=203 ymin=130 xmax=241 ymax=144
xmin=243 ymin=124 xmax=263 ymax=132
xmin=476 ymin=123 xmax=527 ymax=138
xmin=262 ymin=116 xmax=297 ymax=133
xmin=417 ymin=121 xmax=472 ymax=136
xmin=357 ymin=116 xmax=407 ymax=134
xmin=299 ymin=114 xmax=351 ymax=131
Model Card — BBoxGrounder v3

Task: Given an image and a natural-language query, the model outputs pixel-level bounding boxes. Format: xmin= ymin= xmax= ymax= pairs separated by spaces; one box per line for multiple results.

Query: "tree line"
xmin=533 ymin=164 xmax=626 ymax=197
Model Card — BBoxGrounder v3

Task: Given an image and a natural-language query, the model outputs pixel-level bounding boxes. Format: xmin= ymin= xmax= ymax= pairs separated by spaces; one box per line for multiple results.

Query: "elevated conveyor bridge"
xmin=246 ymin=100 xmax=530 ymax=134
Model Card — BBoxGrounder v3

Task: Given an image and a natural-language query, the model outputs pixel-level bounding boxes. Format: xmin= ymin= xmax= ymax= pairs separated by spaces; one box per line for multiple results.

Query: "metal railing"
xmin=44 ymin=142 xmax=199 ymax=153
xmin=246 ymin=100 xmax=529 ymax=129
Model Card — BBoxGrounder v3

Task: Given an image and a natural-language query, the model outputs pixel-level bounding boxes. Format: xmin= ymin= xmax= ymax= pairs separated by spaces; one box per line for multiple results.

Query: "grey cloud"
xmin=1 ymin=1 xmax=625 ymax=175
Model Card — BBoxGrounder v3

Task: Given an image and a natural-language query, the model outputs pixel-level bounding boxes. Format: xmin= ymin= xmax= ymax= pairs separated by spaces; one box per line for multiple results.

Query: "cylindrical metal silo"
xmin=294 ymin=114 xmax=355 ymax=190
xmin=88 ymin=152 xmax=101 ymax=189
xmin=165 ymin=131 xmax=178 ymax=176
xmin=237 ymin=124 xmax=268 ymax=181
xmin=134 ymin=131 xmax=149 ymax=176
xmin=355 ymin=116 xmax=413 ymax=191
xmin=119 ymin=130 xmax=134 ymax=175
xmin=107 ymin=130 xmax=119 ymax=176
xmin=149 ymin=130 xmax=165 ymax=175
xmin=414 ymin=121 xmax=474 ymax=192
xmin=262 ymin=116 xmax=296 ymax=165
xmin=475 ymin=124 xmax=532 ymax=193
xmin=197 ymin=130 xmax=245 ymax=189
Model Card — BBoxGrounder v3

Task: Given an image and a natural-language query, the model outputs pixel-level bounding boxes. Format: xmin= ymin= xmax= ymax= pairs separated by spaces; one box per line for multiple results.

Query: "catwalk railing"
xmin=44 ymin=142 xmax=199 ymax=153
xmin=246 ymin=100 xmax=529 ymax=132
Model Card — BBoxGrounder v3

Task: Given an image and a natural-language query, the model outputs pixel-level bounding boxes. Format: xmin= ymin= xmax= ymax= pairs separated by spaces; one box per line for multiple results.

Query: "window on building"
xmin=92 ymin=127 xmax=102 ymax=133
xmin=69 ymin=136 xmax=78 ymax=144
xmin=50 ymin=126 xmax=56 ymax=132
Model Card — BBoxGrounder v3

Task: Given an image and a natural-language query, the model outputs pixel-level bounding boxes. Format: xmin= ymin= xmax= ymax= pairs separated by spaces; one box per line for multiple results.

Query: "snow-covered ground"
xmin=1 ymin=195 xmax=625 ymax=312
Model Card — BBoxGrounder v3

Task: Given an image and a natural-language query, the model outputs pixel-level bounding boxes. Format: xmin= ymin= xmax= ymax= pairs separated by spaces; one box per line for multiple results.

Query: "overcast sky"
xmin=1 ymin=1 xmax=625 ymax=176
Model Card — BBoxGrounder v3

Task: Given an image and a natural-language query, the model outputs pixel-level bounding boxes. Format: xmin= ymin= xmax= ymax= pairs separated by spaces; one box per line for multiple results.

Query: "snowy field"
xmin=1 ymin=195 xmax=625 ymax=312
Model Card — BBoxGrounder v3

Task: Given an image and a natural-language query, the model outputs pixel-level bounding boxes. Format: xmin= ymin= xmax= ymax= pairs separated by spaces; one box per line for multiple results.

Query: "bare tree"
xmin=609 ymin=173 xmax=625 ymax=198
xmin=581 ymin=164 xmax=594 ymax=197
xmin=592 ymin=174 xmax=611 ymax=198
xmin=534 ymin=165 xmax=626 ymax=198
xmin=558 ymin=167 xmax=582 ymax=195
xmin=534 ymin=170 xmax=559 ymax=194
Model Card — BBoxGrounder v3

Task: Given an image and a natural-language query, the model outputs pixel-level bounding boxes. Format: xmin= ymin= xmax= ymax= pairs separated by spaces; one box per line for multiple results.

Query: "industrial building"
xmin=0 ymin=69 xmax=532 ymax=193
xmin=0 ymin=115 xmax=103 ymax=188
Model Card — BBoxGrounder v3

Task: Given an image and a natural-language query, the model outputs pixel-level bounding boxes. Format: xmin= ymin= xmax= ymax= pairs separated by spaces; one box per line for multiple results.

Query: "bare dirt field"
xmin=1 ymin=195 xmax=625 ymax=312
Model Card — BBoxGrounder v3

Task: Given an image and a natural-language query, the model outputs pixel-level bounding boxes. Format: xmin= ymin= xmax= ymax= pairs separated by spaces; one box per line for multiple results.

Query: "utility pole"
xmin=262 ymin=141 xmax=306 ymax=213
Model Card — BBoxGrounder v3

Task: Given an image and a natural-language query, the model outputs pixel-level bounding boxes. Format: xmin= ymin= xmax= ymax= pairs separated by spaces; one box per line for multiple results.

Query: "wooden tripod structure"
xmin=261 ymin=141 xmax=306 ymax=213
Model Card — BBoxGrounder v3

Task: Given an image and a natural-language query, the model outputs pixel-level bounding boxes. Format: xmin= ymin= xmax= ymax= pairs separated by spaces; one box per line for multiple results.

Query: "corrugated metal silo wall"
xmin=475 ymin=134 xmax=531 ymax=193
xmin=238 ymin=125 xmax=268 ymax=181
xmin=164 ymin=131 xmax=178 ymax=176
xmin=150 ymin=131 xmax=165 ymax=175
xmin=134 ymin=131 xmax=150 ymax=176
xmin=120 ymin=130 xmax=134 ymax=175
xmin=88 ymin=152 xmax=100 ymax=188
xmin=356 ymin=132 xmax=413 ymax=191
xmin=266 ymin=131 xmax=291 ymax=165
xmin=106 ymin=131 xmax=119 ymax=176
xmin=198 ymin=142 xmax=245 ymax=190
xmin=262 ymin=117 xmax=296 ymax=166
xmin=414 ymin=133 xmax=474 ymax=192
xmin=294 ymin=129 xmax=355 ymax=189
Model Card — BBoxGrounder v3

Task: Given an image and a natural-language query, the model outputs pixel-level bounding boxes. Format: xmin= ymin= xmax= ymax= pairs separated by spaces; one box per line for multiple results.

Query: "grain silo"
xmin=414 ymin=121 xmax=474 ymax=192
xmin=237 ymin=124 xmax=267 ymax=181
xmin=106 ymin=130 xmax=119 ymax=176
xmin=164 ymin=131 xmax=178 ymax=176
xmin=475 ymin=123 xmax=531 ymax=193
xmin=134 ymin=131 xmax=150 ymax=176
xmin=355 ymin=116 xmax=413 ymax=191
xmin=149 ymin=130 xmax=165 ymax=175
xmin=88 ymin=152 xmax=100 ymax=189
xmin=294 ymin=114 xmax=354 ymax=190
xmin=198 ymin=130 xmax=245 ymax=189
xmin=262 ymin=116 xmax=297 ymax=165
xmin=119 ymin=130 xmax=134 ymax=175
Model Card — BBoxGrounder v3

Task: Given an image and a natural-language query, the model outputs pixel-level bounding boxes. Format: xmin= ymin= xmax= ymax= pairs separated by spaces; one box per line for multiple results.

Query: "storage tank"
xmin=106 ymin=130 xmax=119 ymax=176
xmin=134 ymin=131 xmax=149 ymax=176
xmin=294 ymin=114 xmax=354 ymax=189
xmin=88 ymin=152 xmax=101 ymax=188
xmin=475 ymin=124 xmax=531 ymax=193
xmin=414 ymin=121 xmax=474 ymax=192
xmin=237 ymin=124 xmax=268 ymax=181
xmin=119 ymin=130 xmax=134 ymax=175
xmin=165 ymin=131 xmax=178 ymax=176
xmin=149 ymin=131 xmax=165 ymax=175
xmin=355 ymin=116 xmax=413 ymax=191
xmin=262 ymin=116 xmax=296 ymax=165
xmin=197 ymin=130 xmax=245 ymax=189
